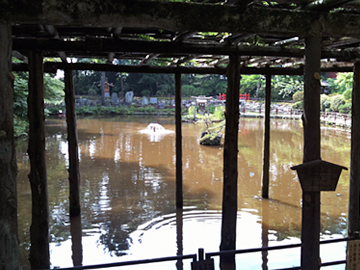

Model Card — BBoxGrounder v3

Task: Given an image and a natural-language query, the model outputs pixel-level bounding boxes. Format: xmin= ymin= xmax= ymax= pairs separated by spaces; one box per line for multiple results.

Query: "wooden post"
xmin=64 ymin=69 xmax=81 ymax=216
xmin=261 ymin=200 xmax=269 ymax=270
xmin=175 ymin=72 xmax=183 ymax=209
xmin=301 ymin=21 xmax=322 ymax=270
xmin=220 ymin=55 xmax=240 ymax=270
xmin=262 ymin=71 xmax=271 ymax=198
xmin=0 ymin=23 xmax=20 ymax=270
xmin=348 ymin=61 xmax=360 ymax=237
xmin=70 ymin=215 xmax=83 ymax=266
xmin=28 ymin=50 xmax=50 ymax=270
xmin=176 ymin=208 xmax=183 ymax=270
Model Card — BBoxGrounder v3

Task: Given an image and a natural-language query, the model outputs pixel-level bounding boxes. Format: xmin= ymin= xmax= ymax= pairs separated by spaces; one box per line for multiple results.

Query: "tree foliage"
xmin=13 ymin=71 xmax=64 ymax=136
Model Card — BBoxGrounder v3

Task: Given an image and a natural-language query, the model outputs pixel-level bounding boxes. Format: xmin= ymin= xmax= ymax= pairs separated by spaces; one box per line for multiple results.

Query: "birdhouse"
xmin=291 ymin=159 xmax=347 ymax=192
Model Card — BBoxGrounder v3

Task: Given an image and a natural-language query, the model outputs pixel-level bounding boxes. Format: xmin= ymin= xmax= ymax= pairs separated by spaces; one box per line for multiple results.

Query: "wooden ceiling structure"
xmin=3 ymin=0 xmax=360 ymax=73
xmin=3 ymin=1 xmax=360 ymax=270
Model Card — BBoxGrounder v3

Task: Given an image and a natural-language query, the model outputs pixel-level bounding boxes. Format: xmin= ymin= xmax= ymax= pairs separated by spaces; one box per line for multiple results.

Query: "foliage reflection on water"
xmin=16 ymin=116 xmax=350 ymax=269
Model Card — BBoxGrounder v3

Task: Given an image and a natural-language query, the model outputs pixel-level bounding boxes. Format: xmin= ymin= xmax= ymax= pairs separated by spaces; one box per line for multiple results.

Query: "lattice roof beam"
xmin=13 ymin=38 xmax=353 ymax=60
xmin=43 ymin=25 xmax=67 ymax=62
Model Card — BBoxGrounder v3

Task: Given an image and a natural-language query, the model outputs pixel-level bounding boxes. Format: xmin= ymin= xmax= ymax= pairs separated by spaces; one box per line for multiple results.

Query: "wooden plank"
xmin=175 ymin=72 xmax=183 ymax=209
xmin=0 ymin=23 xmax=20 ymax=270
xmin=3 ymin=2 xmax=360 ymax=37
xmin=301 ymin=21 xmax=322 ymax=270
xmin=220 ymin=55 xmax=240 ymax=270
xmin=12 ymin=38 xmax=349 ymax=60
xmin=28 ymin=50 xmax=50 ymax=269
xmin=262 ymin=71 xmax=271 ymax=199
xmin=64 ymin=69 xmax=81 ymax=216
xmin=348 ymin=61 xmax=360 ymax=237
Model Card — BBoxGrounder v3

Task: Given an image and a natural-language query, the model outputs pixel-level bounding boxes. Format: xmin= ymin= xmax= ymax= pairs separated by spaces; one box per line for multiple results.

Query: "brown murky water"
xmin=16 ymin=116 xmax=350 ymax=269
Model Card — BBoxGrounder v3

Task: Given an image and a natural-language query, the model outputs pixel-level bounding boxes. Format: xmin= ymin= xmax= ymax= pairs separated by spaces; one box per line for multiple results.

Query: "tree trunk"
xmin=0 ymin=23 xmax=20 ymax=270
xmin=28 ymin=50 xmax=50 ymax=270
xmin=220 ymin=55 xmax=240 ymax=270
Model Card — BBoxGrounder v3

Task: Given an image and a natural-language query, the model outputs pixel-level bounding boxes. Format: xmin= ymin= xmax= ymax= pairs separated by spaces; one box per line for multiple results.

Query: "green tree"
xmin=13 ymin=71 xmax=64 ymax=137
xmin=333 ymin=72 xmax=352 ymax=93
xmin=272 ymin=75 xmax=303 ymax=100
xmin=240 ymin=75 xmax=261 ymax=96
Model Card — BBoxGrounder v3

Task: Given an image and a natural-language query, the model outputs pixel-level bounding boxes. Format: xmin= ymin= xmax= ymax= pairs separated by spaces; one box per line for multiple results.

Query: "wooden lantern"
xmin=291 ymin=159 xmax=347 ymax=192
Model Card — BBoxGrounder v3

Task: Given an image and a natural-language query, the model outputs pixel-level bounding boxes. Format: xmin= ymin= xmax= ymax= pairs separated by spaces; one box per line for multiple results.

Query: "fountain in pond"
xmin=139 ymin=123 xmax=174 ymax=142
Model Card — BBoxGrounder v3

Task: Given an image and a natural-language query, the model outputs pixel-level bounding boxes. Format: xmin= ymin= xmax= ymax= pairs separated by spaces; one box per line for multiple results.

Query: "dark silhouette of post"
xmin=262 ymin=71 xmax=271 ymax=198
xmin=28 ymin=50 xmax=50 ymax=270
xmin=261 ymin=200 xmax=269 ymax=270
xmin=220 ymin=55 xmax=240 ymax=270
xmin=301 ymin=21 xmax=321 ymax=270
xmin=348 ymin=61 xmax=360 ymax=236
xmin=175 ymin=72 xmax=183 ymax=209
xmin=176 ymin=208 xmax=183 ymax=270
xmin=70 ymin=215 xmax=83 ymax=267
xmin=0 ymin=23 xmax=20 ymax=270
xmin=64 ymin=69 xmax=81 ymax=216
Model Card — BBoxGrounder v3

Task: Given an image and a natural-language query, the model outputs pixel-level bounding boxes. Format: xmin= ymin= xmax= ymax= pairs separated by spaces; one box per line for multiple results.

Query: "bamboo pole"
xmin=28 ymin=50 xmax=50 ymax=270
xmin=348 ymin=60 xmax=360 ymax=237
xmin=175 ymin=72 xmax=183 ymax=209
xmin=220 ymin=55 xmax=240 ymax=270
xmin=64 ymin=69 xmax=81 ymax=216
xmin=0 ymin=23 xmax=20 ymax=270
xmin=301 ymin=21 xmax=322 ymax=270
xmin=262 ymin=71 xmax=271 ymax=199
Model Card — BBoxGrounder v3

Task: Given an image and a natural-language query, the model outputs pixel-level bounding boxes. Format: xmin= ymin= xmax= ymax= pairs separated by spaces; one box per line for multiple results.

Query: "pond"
xmin=16 ymin=116 xmax=351 ymax=270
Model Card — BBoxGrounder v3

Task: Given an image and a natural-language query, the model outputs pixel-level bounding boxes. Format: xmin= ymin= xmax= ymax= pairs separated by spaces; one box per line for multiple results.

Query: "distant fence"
xmin=240 ymin=106 xmax=302 ymax=119
xmin=321 ymin=111 xmax=351 ymax=127
xmin=239 ymin=105 xmax=352 ymax=127
xmin=219 ymin=93 xmax=250 ymax=101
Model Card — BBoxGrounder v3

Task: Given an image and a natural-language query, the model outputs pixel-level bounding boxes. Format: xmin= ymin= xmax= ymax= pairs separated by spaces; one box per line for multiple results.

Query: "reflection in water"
xmin=16 ymin=117 xmax=350 ymax=269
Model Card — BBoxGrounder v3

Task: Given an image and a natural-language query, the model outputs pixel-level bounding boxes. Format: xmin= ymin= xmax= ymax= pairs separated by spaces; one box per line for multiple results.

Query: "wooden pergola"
xmin=1 ymin=0 xmax=360 ymax=269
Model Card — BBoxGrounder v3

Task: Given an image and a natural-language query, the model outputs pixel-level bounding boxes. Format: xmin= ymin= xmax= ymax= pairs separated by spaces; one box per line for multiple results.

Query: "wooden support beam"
xmin=12 ymin=38 xmax=351 ymax=60
xmin=12 ymin=61 xmax=355 ymax=75
xmin=348 ymin=60 xmax=360 ymax=237
xmin=301 ymin=21 xmax=321 ymax=270
xmin=175 ymin=72 xmax=183 ymax=209
xmin=28 ymin=50 xmax=50 ymax=270
xmin=0 ymin=23 xmax=20 ymax=270
xmin=220 ymin=55 xmax=240 ymax=270
xmin=262 ymin=71 xmax=271 ymax=199
xmin=64 ymin=69 xmax=81 ymax=216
